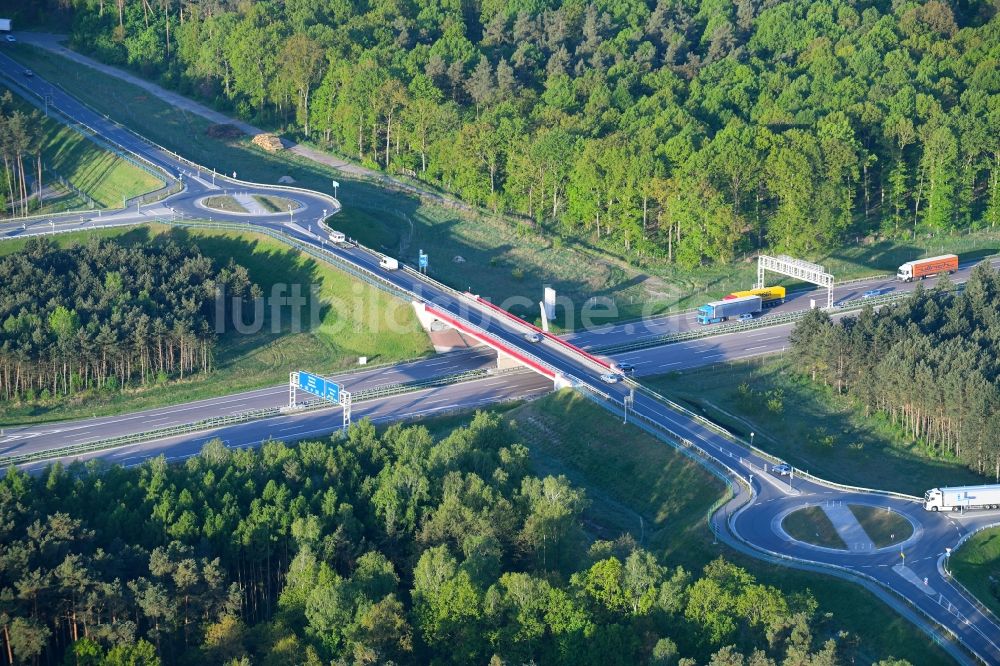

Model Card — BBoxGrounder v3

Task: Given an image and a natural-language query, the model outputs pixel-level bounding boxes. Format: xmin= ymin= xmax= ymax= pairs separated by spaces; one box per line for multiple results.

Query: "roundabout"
xmin=197 ymin=192 xmax=304 ymax=216
xmin=777 ymin=501 xmax=917 ymax=553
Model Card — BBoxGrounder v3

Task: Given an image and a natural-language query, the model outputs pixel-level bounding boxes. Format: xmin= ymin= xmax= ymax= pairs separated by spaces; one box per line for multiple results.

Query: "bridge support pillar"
xmin=495 ymin=351 xmax=523 ymax=372
xmin=554 ymin=374 xmax=574 ymax=390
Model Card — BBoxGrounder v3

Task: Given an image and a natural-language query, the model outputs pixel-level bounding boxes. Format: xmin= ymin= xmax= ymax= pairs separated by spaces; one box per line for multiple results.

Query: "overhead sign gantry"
xmin=757 ymin=255 xmax=834 ymax=309
xmin=290 ymin=371 xmax=351 ymax=430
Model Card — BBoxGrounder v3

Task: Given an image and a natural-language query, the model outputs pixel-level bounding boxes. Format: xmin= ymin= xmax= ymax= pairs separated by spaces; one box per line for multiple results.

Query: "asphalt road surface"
xmin=1 ymin=54 xmax=998 ymax=664
xmin=0 ymin=348 xmax=499 ymax=459
xmin=567 ymin=256 xmax=998 ymax=351
xmin=16 ymin=370 xmax=555 ymax=475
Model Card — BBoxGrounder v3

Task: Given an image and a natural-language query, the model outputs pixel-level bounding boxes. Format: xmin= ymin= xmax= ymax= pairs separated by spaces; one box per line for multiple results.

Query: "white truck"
xmin=379 ymin=256 xmax=399 ymax=271
xmin=329 ymin=230 xmax=346 ymax=244
xmin=923 ymin=484 xmax=1000 ymax=512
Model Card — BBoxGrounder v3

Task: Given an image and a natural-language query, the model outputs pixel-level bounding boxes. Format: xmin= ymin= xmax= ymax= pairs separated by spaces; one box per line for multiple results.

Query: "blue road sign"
xmin=418 ymin=250 xmax=428 ymax=269
xmin=297 ymin=371 xmax=340 ymax=403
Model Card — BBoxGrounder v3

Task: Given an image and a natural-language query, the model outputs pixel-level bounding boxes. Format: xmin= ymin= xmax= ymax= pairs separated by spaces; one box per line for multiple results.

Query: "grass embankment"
xmin=201 ymin=195 xmax=248 ymax=213
xmin=849 ymin=505 xmax=913 ymax=548
xmin=9 ymin=44 xmax=1000 ymax=328
xmin=420 ymin=390 xmax=948 ymax=664
xmin=782 ymin=506 xmax=848 ymax=550
xmin=951 ymin=527 xmax=1000 ymax=620
xmin=253 ymin=194 xmax=297 ymax=213
xmin=0 ymin=224 xmax=432 ymax=425
xmin=647 ymin=356 xmax=985 ymax=496
xmin=1 ymin=84 xmax=162 ymax=211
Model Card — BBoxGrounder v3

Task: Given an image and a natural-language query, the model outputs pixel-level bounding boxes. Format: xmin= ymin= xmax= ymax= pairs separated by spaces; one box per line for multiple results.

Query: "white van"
xmin=379 ymin=256 xmax=399 ymax=270
xmin=329 ymin=230 xmax=346 ymax=243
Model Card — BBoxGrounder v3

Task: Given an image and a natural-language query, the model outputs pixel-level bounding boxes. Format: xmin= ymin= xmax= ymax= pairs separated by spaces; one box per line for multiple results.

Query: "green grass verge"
xmin=849 ymin=505 xmax=913 ymax=549
xmin=25 ymin=181 xmax=91 ymax=216
xmin=951 ymin=527 xmax=1000 ymax=620
xmin=782 ymin=506 xmax=848 ymax=550
xmin=253 ymin=194 xmax=297 ymax=213
xmin=0 ymin=223 xmax=432 ymax=425
xmin=646 ymin=355 xmax=986 ymax=496
xmin=438 ymin=390 xmax=949 ymax=664
xmin=8 ymin=44 xmax=1000 ymax=330
xmin=510 ymin=389 xmax=720 ymax=559
xmin=1 ymin=83 xmax=162 ymax=209
xmin=202 ymin=195 xmax=248 ymax=213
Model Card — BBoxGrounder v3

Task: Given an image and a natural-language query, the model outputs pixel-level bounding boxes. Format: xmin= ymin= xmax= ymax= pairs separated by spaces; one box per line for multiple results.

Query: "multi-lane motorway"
xmin=0 ymin=348 xmax=503 ymax=459
xmin=2 ymin=55 xmax=999 ymax=664
xmin=566 ymin=257 xmax=996 ymax=351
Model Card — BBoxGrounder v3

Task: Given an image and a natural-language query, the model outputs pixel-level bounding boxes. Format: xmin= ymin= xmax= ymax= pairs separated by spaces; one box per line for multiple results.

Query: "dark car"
xmin=615 ymin=362 xmax=635 ymax=375
xmin=23 ymin=69 xmax=33 ymax=77
xmin=863 ymin=286 xmax=893 ymax=298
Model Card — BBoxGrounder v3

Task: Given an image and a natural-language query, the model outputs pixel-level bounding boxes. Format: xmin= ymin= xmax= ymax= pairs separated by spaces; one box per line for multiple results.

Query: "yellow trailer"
xmin=725 ymin=286 xmax=786 ymax=306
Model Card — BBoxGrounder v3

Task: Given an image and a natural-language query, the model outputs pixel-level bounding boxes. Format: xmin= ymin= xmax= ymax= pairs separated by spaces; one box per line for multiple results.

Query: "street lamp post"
xmin=288 ymin=205 xmax=293 ymax=225
xmin=623 ymin=389 xmax=634 ymax=424
xmin=750 ymin=431 xmax=755 ymax=448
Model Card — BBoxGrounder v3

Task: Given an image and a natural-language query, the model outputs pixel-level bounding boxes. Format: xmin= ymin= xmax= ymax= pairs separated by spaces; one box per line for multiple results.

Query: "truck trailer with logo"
xmin=897 ymin=254 xmax=958 ymax=282
xmin=923 ymin=484 xmax=1000 ymax=512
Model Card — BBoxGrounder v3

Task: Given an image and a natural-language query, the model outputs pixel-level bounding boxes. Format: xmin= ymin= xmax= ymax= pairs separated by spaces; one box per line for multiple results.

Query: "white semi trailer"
xmin=923 ymin=484 xmax=1000 ymax=512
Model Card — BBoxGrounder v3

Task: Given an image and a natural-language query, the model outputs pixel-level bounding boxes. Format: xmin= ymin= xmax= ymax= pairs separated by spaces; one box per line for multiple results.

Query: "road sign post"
xmin=290 ymin=371 xmax=352 ymax=430
xmin=418 ymin=250 xmax=428 ymax=274
xmin=623 ymin=389 xmax=634 ymax=424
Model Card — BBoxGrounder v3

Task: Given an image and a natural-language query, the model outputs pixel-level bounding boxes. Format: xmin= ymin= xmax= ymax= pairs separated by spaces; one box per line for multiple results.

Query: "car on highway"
xmin=599 ymin=373 xmax=622 ymax=384
xmin=772 ymin=462 xmax=792 ymax=476
xmin=738 ymin=312 xmax=754 ymax=321
xmin=5 ymin=35 xmax=15 ymax=43
xmin=523 ymin=332 xmax=542 ymax=343
xmin=863 ymin=286 xmax=893 ymax=298
xmin=22 ymin=69 xmax=33 ymax=77
xmin=615 ymin=362 xmax=635 ymax=375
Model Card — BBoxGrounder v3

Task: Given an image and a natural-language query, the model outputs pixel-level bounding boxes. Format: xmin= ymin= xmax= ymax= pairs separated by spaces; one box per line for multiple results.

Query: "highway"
xmin=567 ymin=257 xmax=996 ymax=352
xmin=0 ymin=348 xmax=500 ymax=459
xmin=15 ymin=370 xmax=553 ymax=475
xmin=1 ymin=56 xmax=999 ymax=664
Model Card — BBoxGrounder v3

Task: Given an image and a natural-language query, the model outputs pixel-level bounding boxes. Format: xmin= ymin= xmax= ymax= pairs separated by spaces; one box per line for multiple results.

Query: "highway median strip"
xmin=590 ymin=291 xmax=910 ymax=355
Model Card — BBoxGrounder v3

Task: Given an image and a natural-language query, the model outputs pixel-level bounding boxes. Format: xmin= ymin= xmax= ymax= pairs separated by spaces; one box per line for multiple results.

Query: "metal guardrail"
xmin=0 ymin=207 xmax=100 ymax=224
xmin=0 ymin=366 xmax=530 ymax=467
xmin=581 ymin=383 xmax=978 ymax=662
xmin=592 ymin=292 xmax=909 ymax=355
xmin=0 ymin=406 xmax=281 ymax=466
xmin=720 ymin=494 xmax=975 ymax=664
xmin=578 ymin=385 xmax=975 ymax=663
xmin=125 ymin=178 xmax=183 ymax=209
xmin=0 ymin=71 xmax=175 ymax=185
xmin=630 ymin=379 xmax=923 ymax=501
xmin=2 ymin=63 xmax=338 ymax=220
xmin=942 ymin=522 xmax=1000 ymax=628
